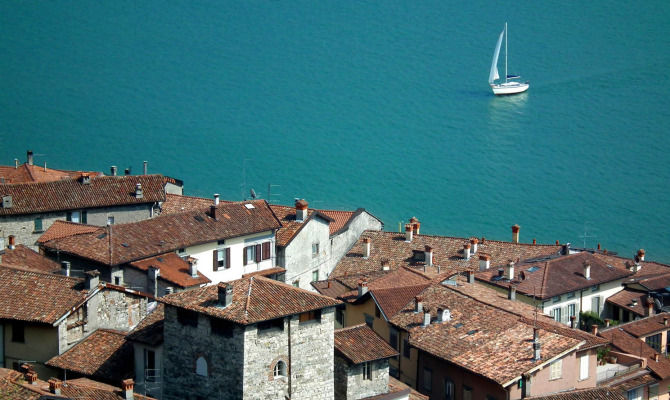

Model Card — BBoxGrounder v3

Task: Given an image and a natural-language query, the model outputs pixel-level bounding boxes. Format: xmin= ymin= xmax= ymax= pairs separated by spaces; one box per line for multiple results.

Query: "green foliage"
xmin=579 ymin=311 xmax=604 ymax=331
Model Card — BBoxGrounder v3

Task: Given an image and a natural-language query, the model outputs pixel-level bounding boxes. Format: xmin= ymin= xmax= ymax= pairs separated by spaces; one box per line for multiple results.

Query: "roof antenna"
xmin=579 ymin=222 xmax=595 ymax=249
xmin=250 ymin=188 xmax=257 ymax=200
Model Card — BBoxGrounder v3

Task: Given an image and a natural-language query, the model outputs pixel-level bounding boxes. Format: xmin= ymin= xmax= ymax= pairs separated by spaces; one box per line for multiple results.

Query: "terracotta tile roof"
xmin=526 ymin=388 xmax=625 ymax=400
xmin=0 ymin=266 xmax=87 ymax=324
xmin=392 ymin=284 xmax=583 ymax=386
xmin=59 ymin=381 xmax=155 ymax=400
xmin=0 ymin=175 xmax=168 ymax=216
xmin=476 ymin=252 xmax=633 ymax=300
xmin=0 ymin=368 xmax=40 ymax=399
xmin=388 ymin=377 xmax=429 ymax=400
xmin=332 ymin=231 xmax=562 ymax=281
xmin=39 ymin=200 xmax=281 ymax=265
xmin=335 ymin=324 xmax=398 ymax=364
xmin=614 ymin=312 xmax=670 ymax=338
xmin=270 ymin=204 xmax=334 ymax=247
xmin=129 ymin=253 xmax=210 ymax=288
xmin=607 ymin=371 xmax=656 ymax=392
xmin=160 ymin=193 xmax=216 ymax=214
xmin=127 ymin=304 xmax=164 ymax=346
xmin=319 ymin=209 xmax=357 ymax=235
xmin=599 ymin=327 xmax=670 ymax=379
xmin=46 ymin=329 xmax=133 ymax=382
xmin=242 ymin=266 xmax=286 ymax=278
xmin=606 ymin=289 xmax=648 ymax=317
xmin=36 ymin=220 xmax=100 ymax=243
xmin=160 ymin=276 xmax=341 ymax=325
xmin=0 ymin=163 xmax=102 ymax=184
xmin=311 ymin=278 xmax=353 ymax=298
xmin=0 ymin=244 xmax=61 ymax=273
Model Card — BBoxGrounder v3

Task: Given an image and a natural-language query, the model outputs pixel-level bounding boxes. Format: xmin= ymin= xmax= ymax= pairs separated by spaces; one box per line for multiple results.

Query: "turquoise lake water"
xmin=1 ymin=1 xmax=669 ymax=261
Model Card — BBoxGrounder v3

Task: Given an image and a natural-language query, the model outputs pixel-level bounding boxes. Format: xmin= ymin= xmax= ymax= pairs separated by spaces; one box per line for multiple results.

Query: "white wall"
xmin=328 ymin=211 xmax=383 ymax=273
xmin=282 ymin=218 xmax=331 ymax=291
xmin=544 ymin=279 xmax=626 ymax=325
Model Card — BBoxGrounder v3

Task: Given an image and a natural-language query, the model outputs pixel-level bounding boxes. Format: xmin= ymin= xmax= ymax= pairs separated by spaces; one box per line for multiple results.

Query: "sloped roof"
xmin=160 ymin=193 xmax=215 ymax=214
xmin=334 ymin=324 xmax=398 ymax=364
xmin=0 ymin=175 xmax=168 ymax=216
xmin=0 ymin=368 xmax=40 ymax=399
xmin=129 ymin=253 xmax=210 ymax=288
xmin=476 ymin=252 xmax=633 ymax=299
xmin=332 ymin=231 xmax=562 ymax=281
xmin=526 ymin=388 xmax=625 ymax=400
xmin=127 ymin=304 xmax=164 ymax=346
xmin=39 ymin=200 xmax=281 ymax=265
xmin=0 ymin=244 xmax=61 ymax=273
xmin=46 ymin=329 xmax=133 ymax=382
xmin=0 ymin=162 xmax=102 ymax=184
xmin=270 ymin=204 xmax=334 ymax=247
xmin=599 ymin=326 xmax=670 ymax=379
xmin=393 ymin=284 xmax=583 ymax=386
xmin=606 ymin=289 xmax=649 ymax=317
xmin=0 ymin=266 xmax=87 ymax=324
xmin=36 ymin=220 xmax=100 ymax=243
xmin=615 ymin=312 xmax=670 ymax=338
xmin=160 ymin=276 xmax=341 ymax=325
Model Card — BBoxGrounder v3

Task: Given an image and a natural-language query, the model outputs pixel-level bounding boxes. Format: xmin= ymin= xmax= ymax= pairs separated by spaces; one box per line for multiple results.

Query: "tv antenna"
xmin=579 ymin=222 xmax=595 ymax=249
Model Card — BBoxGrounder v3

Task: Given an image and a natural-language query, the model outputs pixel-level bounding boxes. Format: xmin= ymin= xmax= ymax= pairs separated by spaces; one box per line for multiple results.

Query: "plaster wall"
xmin=281 ymin=217 xmax=330 ymax=291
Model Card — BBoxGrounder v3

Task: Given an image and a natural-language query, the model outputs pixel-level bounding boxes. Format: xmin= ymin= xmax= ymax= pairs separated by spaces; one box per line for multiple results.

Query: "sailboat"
xmin=489 ymin=23 xmax=529 ymax=95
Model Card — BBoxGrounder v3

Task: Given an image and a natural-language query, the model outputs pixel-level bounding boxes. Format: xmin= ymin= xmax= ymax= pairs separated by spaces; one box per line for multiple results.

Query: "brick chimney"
xmin=27 ymin=150 xmax=34 ymax=166
xmin=48 ymin=378 xmax=62 ymax=395
xmin=470 ymin=238 xmax=478 ymax=254
xmin=463 ymin=243 xmax=471 ymax=260
xmin=414 ymin=296 xmax=423 ymax=313
xmin=532 ymin=238 xmax=536 ymax=245
xmin=479 ymin=254 xmax=490 ymax=271
xmin=409 ymin=217 xmax=420 ymax=235
xmin=358 ymin=280 xmax=368 ymax=297
xmin=26 ymin=371 xmax=38 ymax=385
xmin=110 ymin=165 xmax=117 ymax=176
xmin=219 ymin=284 xmax=233 ymax=307
xmin=646 ymin=296 xmax=655 ymax=317
xmin=405 ymin=224 xmax=413 ymax=242
xmin=85 ymin=270 xmax=100 ymax=291
xmin=363 ymin=238 xmax=371 ymax=259
xmin=214 ymin=193 xmax=220 ymax=206
xmin=8 ymin=235 xmax=15 ymax=250
xmin=583 ymin=262 xmax=591 ymax=280
xmin=122 ymin=379 xmax=134 ymax=400
xmin=505 ymin=261 xmax=515 ymax=280
xmin=295 ymin=199 xmax=308 ymax=222
xmin=425 ymin=246 xmax=433 ymax=266
xmin=134 ymin=183 xmax=143 ymax=198
xmin=512 ymin=224 xmax=520 ymax=243
xmin=637 ymin=249 xmax=645 ymax=262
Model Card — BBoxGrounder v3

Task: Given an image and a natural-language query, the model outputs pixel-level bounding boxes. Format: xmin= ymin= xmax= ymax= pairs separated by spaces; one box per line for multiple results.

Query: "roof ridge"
xmin=244 ymin=277 xmax=253 ymax=319
xmin=335 ymin=323 xmax=367 ymax=332
xmin=538 ymin=261 xmax=551 ymax=298
xmin=0 ymin=264 xmax=83 ymax=282
xmin=368 ymin=230 xmax=561 ymax=247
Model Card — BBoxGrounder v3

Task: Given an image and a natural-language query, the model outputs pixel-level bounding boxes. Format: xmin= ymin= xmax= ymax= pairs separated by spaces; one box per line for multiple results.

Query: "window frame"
xmin=312 ymin=242 xmax=320 ymax=258
xmin=312 ymin=270 xmax=319 ymax=282
xmin=549 ymin=359 xmax=562 ymax=380
xmin=579 ymin=352 xmax=589 ymax=380
xmin=261 ymin=241 xmax=271 ymax=260
xmin=273 ymin=360 xmax=287 ymax=378
xmin=422 ymin=367 xmax=432 ymax=392
xmin=363 ymin=361 xmax=372 ymax=380
xmin=444 ymin=378 xmax=455 ymax=400
xmin=33 ymin=217 xmax=43 ymax=232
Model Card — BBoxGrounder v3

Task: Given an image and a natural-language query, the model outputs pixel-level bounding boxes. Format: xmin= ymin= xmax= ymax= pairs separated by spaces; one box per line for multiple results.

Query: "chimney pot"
xmin=295 ymin=199 xmax=308 ymax=222
xmin=511 ymin=224 xmax=520 ymax=243
xmin=414 ymin=222 xmax=420 ymax=235
xmin=363 ymin=238 xmax=371 ymax=259
xmin=463 ymin=243 xmax=471 ymax=260
xmin=27 ymin=150 xmax=34 ymax=166
xmin=470 ymin=238 xmax=478 ymax=253
xmin=214 ymin=194 xmax=220 ymax=206
xmin=143 ymin=161 xmax=148 ymax=175
xmin=8 ymin=235 xmax=16 ymax=250
xmin=556 ymin=240 xmax=560 ymax=245
xmin=358 ymin=280 xmax=368 ymax=297
xmin=405 ymin=224 xmax=413 ymax=242
xmin=597 ymin=243 xmax=601 ymax=250
xmin=49 ymin=378 xmax=62 ymax=395
xmin=414 ymin=296 xmax=423 ymax=313
xmin=122 ymin=379 xmax=134 ymax=400
xmin=532 ymin=238 xmax=536 ymax=245
xmin=637 ymin=249 xmax=645 ymax=262
xmin=110 ymin=166 xmax=117 ymax=176
xmin=479 ymin=254 xmax=491 ymax=271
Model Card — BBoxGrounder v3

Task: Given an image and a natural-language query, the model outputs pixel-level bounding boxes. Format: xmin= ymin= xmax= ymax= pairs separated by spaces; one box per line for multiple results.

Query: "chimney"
xmin=148 ymin=266 xmax=160 ymax=297
xmin=214 ymin=193 xmax=220 ymax=206
xmin=122 ymin=379 xmax=134 ymax=400
xmin=425 ymin=245 xmax=433 ymax=266
xmin=381 ymin=259 xmax=390 ymax=271
xmin=8 ymin=235 xmax=15 ymax=250
xmin=646 ymin=296 xmax=655 ymax=317
xmin=533 ymin=328 xmax=541 ymax=361
xmin=583 ymin=262 xmax=591 ymax=280
xmin=556 ymin=240 xmax=560 ymax=245
xmin=165 ymin=286 xmax=174 ymax=295
xmin=463 ymin=243 xmax=471 ymax=260
xmin=597 ymin=243 xmax=601 ymax=250
xmin=295 ymin=199 xmax=308 ymax=222
xmin=48 ymin=378 xmax=62 ymax=395
xmin=437 ymin=308 xmax=451 ymax=323
xmin=414 ymin=296 xmax=423 ymax=313
xmin=605 ymin=319 xmax=611 ymax=327
xmin=14 ymin=158 xmax=18 ymax=168
xmin=85 ymin=270 xmax=100 ymax=291
xmin=134 ymin=183 xmax=143 ymax=198
xmin=27 ymin=150 xmax=34 ymax=166
xmin=664 ymin=317 xmax=668 ymax=326
xmin=405 ymin=224 xmax=413 ymax=242
xmin=570 ymin=315 xmax=576 ymax=329
xmin=637 ymin=249 xmax=645 ymax=262
xmin=61 ymin=261 xmax=71 ymax=277
xmin=422 ymin=309 xmax=431 ymax=327
xmin=512 ymin=224 xmax=520 ymax=243
xmin=505 ymin=261 xmax=515 ymax=280
xmin=470 ymin=238 xmax=478 ymax=253
xmin=189 ymin=259 xmax=198 ymax=277
xmin=358 ymin=280 xmax=368 ymax=297
xmin=143 ymin=161 xmax=148 ymax=175
xmin=26 ymin=371 xmax=38 ymax=385
xmin=326 ymin=281 xmax=332 ymax=289
xmin=654 ymin=354 xmax=659 ymax=362
xmin=43 ymin=162 xmax=47 ymax=171
xmin=210 ymin=205 xmax=217 ymax=220
xmin=562 ymin=243 xmax=570 ymax=255
xmin=591 ymin=324 xmax=598 ymax=335
xmin=124 ymin=167 xmax=131 ymax=176
xmin=479 ymin=254 xmax=491 ymax=271
xmin=363 ymin=238 xmax=371 ymax=259
xmin=219 ymin=284 xmax=233 ymax=307
xmin=409 ymin=217 xmax=420 ymax=235
xmin=532 ymin=238 xmax=536 ymax=245
xmin=481 ymin=237 xmax=486 ymax=244
xmin=467 ymin=270 xmax=475 ymax=284
xmin=110 ymin=165 xmax=117 ymax=176
xmin=508 ymin=285 xmax=516 ymax=300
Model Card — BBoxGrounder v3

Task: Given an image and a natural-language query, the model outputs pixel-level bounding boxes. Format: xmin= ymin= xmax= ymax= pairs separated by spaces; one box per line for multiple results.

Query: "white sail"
xmin=488 ymin=29 xmax=504 ymax=84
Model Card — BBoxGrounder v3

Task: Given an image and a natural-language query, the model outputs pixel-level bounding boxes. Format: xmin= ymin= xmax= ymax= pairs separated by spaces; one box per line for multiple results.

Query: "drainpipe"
xmin=287 ymin=316 xmax=292 ymax=399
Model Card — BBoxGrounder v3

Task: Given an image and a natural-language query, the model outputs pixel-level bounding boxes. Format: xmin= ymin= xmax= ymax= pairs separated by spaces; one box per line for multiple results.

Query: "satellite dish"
xmin=250 ymin=189 xmax=257 ymax=199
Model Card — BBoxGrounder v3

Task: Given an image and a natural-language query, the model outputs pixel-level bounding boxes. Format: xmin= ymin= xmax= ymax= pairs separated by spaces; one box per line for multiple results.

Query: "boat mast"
xmin=505 ymin=22 xmax=508 ymax=83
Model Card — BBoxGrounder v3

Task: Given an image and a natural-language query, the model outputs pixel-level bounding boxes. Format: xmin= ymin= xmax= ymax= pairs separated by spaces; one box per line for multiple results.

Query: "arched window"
xmin=273 ymin=360 xmax=287 ymax=378
xmin=195 ymin=356 xmax=208 ymax=377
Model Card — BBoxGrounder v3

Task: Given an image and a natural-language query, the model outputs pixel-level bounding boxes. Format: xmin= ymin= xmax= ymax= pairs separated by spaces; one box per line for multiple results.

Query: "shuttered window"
xmin=262 ymin=241 xmax=271 ymax=260
xmin=255 ymin=244 xmax=261 ymax=262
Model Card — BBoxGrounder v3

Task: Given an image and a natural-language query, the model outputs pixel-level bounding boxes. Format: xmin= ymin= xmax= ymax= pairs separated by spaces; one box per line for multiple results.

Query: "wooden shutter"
xmin=255 ymin=244 xmax=261 ymax=262
xmin=243 ymin=246 xmax=247 ymax=265
xmin=225 ymin=248 xmax=231 ymax=269
xmin=262 ymin=242 xmax=271 ymax=260
xmin=213 ymin=250 xmax=218 ymax=271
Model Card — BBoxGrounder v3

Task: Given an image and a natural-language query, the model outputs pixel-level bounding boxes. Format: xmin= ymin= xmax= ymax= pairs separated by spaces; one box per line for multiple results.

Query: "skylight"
xmin=527 ymin=266 xmax=540 ymax=272
xmin=245 ymin=203 xmax=255 ymax=209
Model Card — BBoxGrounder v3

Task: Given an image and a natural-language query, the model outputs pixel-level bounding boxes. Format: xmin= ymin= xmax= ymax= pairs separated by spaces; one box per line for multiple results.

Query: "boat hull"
xmin=491 ymin=82 xmax=529 ymax=95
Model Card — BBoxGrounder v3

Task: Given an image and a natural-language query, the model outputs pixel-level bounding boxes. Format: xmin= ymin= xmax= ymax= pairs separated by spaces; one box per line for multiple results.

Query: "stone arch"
xmin=269 ymin=355 xmax=289 ymax=381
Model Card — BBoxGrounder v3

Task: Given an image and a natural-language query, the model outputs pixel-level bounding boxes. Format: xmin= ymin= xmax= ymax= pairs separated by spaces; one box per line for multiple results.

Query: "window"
xmin=403 ymin=339 xmax=410 ymax=358
xmin=262 ymin=241 xmax=271 ymax=260
xmin=591 ymin=284 xmax=599 ymax=292
xmin=364 ymin=314 xmax=373 ymax=328
xmin=627 ymin=386 xmax=642 ymax=400
xmin=552 ymin=307 xmax=562 ymax=323
xmin=336 ymin=308 xmax=344 ymax=326
xmin=579 ymin=353 xmax=589 ymax=380
xmin=463 ymin=386 xmax=473 ymax=400
xmin=292 ymin=280 xmax=300 ymax=288
xmin=273 ymin=360 xmax=287 ymax=378
xmin=114 ymin=276 xmax=121 ymax=286
xmin=33 ymin=218 xmax=43 ymax=232
xmin=107 ymin=216 xmax=115 ymax=225
xmin=389 ymin=365 xmax=399 ymax=378
xmin=549 ymin=359 xmax=562 ymax=380
xmin=145 ymin=349 xmax=156 ymax=382
xmin=312 ymin=242 xmax=319 ymax=258
xmin=244 ymin=245 xmax=260 ymax=265
xmin=66 ymin=210 xmax=87 ymax=224
xmin=389 ymin=327 xmax=398 ymax=350
xmin=552 ymin=295 xmax=561 ymax=303
xmin=646 ymin=333 xmax=661 ymax=352
xmin=312 ymin=270 xmax=319 ymax=282
xmin=299 ymin=310 xmax=321 ymax=324
xmin=214 ymin=248 xmax=230 ymax=271
xmin=444 ymin=378 xmax=455 ymax=400
xmin=649 ymin=383 xmax=659 ymax=400
xmin=567 ymin=291 xmax=575 ymax=299
xmin=177 ymin=309 xmax=198 ymax=327
xmin=568 ymin=303 xmax=576 ymax=322
xmin=363 ymin=362 xmax=372 ymax=380
xmin=12 ymin=322 xmax=25 ymax=343
xmin=195 ymin=356 xmax=208 ymax=377
xmin=591 ymin=296 xmax=601 ymax=314
xmin=422 ymin=367 xmax=432 ymax=392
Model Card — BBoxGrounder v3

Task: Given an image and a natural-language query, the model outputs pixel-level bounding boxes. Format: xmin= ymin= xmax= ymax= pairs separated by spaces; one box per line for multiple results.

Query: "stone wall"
xmin=162 ymin=306 xmax=245 ymax=399
xmin=341 ymin=358 xmax=389 ymax=400
xmin=94 ymin=288 xmax=147 ymax=331
xmin=327 ymin=211 xmax=383 ymax=274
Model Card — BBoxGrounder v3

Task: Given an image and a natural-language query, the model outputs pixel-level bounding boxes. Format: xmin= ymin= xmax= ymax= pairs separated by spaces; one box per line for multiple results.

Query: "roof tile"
xmin=334 ymin=324 xmax=398 ymax=364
